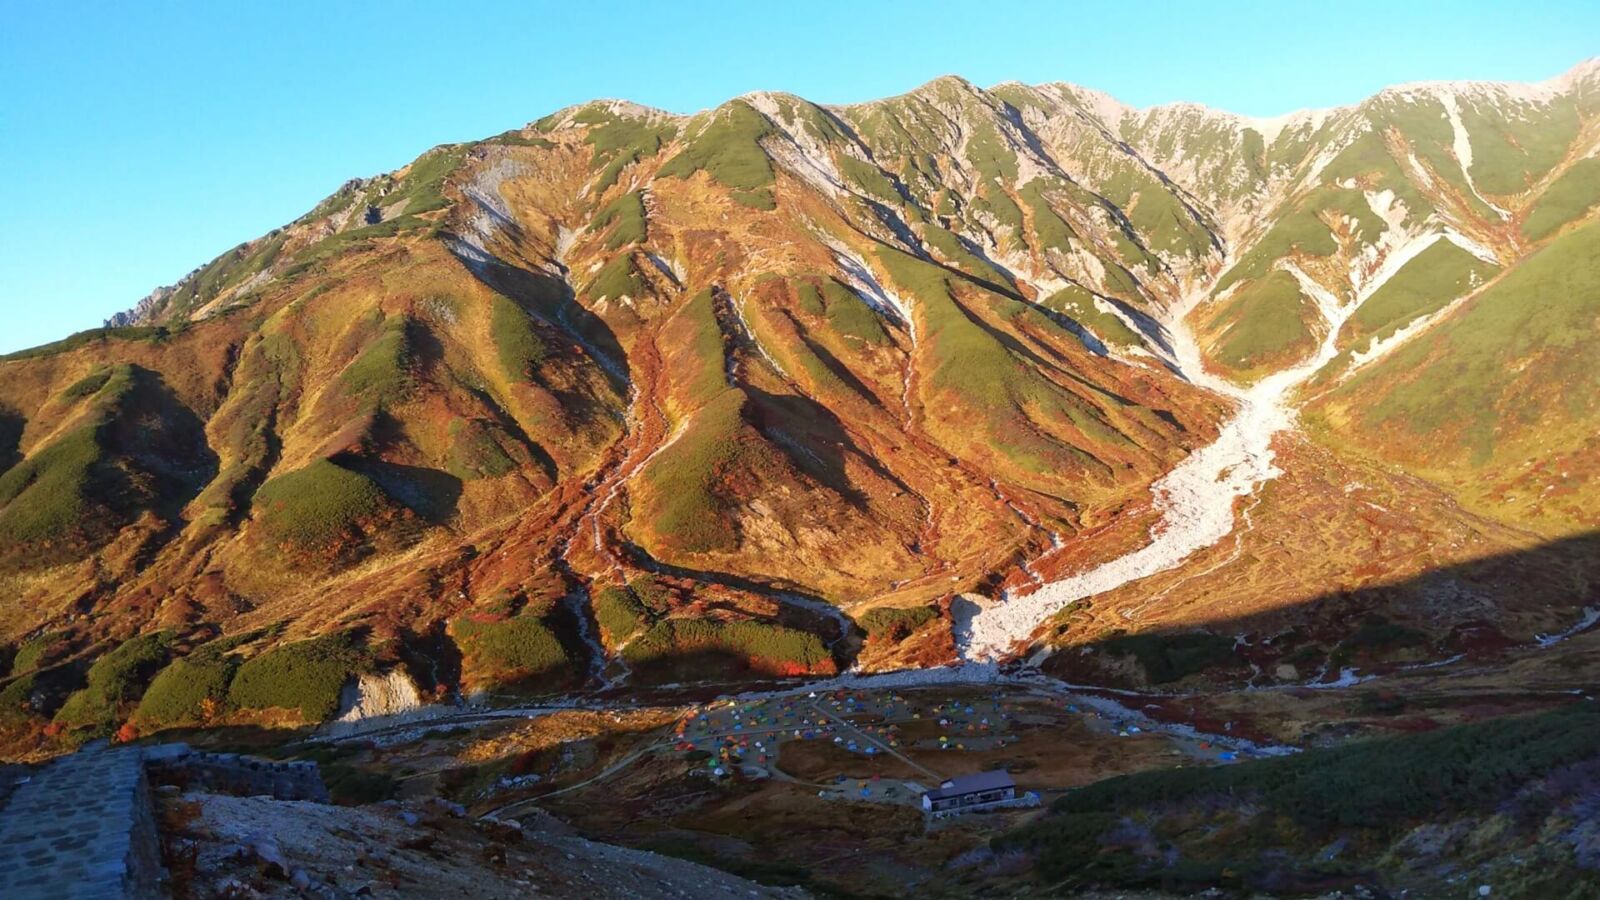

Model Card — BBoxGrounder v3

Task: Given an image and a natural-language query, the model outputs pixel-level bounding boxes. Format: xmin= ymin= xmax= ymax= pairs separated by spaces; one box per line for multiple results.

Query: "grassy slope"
xmin=657 ymin=100 xmax=776 ymax=208
xmin=227 ymin=632 xmax=373 ymax=721
xmin=1343 ymin=239 xmax=1498 ymax=344
xmin=1203 ymin=270 xmax=1314 ymax=377
xmin=1329 ymin=218 xmax=1600 ymax=461
xmin=1522 ymin=157 xmax=1600 ymax=242
xmin=1313 ymin=218 xmax=1600 ymax=530
xmin=874 ymin=244 xmax=1131 ymax=483
xmin=999 ymin=702 xmax=1600 ymax=892
xmin=251 ymin=459 xmax=391 ymax=549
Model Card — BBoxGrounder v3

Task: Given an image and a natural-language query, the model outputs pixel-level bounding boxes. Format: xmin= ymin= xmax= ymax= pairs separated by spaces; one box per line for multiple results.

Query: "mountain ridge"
xmin=1 ymin=56 xmax=1597 ymax=755
xmin=98 ymin=56 xmax=1600 ymax=332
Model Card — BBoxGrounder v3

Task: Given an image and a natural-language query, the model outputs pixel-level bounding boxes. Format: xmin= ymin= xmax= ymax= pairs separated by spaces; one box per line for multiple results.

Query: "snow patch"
xmin=1349 ymin=306 xmax=1447 ymax=369
xmin=646 ymin=252 xmax=684 ymax=287
xmin=1438 ymin=91 xmax=1511 ymax=218
xmin=830 ymin=245 xmax=915 ymax=337
xmin=1537 ymin=607 xmax=1600 ymax=648
xmin=730 ymin=292 xmax=791 ymax=380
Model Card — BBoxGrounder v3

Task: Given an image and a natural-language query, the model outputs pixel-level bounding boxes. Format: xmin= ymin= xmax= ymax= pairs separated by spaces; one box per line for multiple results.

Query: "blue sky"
xmin=1 ymin=0 xmax=1595 ymax=353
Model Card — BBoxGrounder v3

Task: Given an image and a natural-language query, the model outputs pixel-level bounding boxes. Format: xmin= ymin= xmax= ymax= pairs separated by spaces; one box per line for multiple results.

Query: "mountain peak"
xmin=1374 ymin=58 xmax=1600 ymax=106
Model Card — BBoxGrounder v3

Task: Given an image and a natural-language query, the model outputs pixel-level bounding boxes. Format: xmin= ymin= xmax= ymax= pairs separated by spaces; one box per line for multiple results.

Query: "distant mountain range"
xmin=2 ymin=58 xmax=1597 ymax=746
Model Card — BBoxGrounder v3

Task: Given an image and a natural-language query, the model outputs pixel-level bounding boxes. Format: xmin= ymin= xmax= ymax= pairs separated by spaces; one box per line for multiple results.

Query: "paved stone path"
xmin=0 ymin=744 xmax=161 ymax=899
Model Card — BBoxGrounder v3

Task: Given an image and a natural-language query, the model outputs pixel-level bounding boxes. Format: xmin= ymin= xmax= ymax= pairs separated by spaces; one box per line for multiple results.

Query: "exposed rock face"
xmin=332 ymin=670 xmax=425 ymax=727
xmin=104 ymin=285 xmax=175 ymax=327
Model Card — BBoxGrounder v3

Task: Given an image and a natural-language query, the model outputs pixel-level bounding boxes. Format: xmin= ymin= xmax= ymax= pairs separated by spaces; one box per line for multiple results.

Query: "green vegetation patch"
xmin=970 ymin=186 xmax=1024 ymax=235
xmin=0 ymin=364 xmax=139 ymax=555
xmin=251 ymin=458 xmax=388 ymax=549
xmin=730 ymin=189 xmax=777 ymax=210
xmin=586 ymin=253 xmax=647 ymax=302
xmin=168 ymin=233 xmax=290 ymax=319
xmin=1217 ymin=186 xmax=1384 ymax=292
xmin=667 ymin=287 xmax=731 ymax=411
xmin=488 ymin=294 xmax=549 ymax=381
xmin=373 ymin=144 xmax=470 ymax=218
xmin=1001 ymin=701 xmax=1600 ymax=887
xmin=1346 ymin=239 xmax=1497 ymax=343
xmin=638 ymin=390 xmax=746 ymax=553
xmin=658 ymin=100 xmax=775 ymax=206
xmin=0 ymin=673 xmax=42 ymax=725
xmin=337 ymin=315 xmax=412 ymax=406
xmin=571 ymin=106 xmax=678 ymax=192
xmin=592 ymin=191 xmax=648 ymax=249
xmin=0 ymin=424 xmax=105 ymax=548
xmin=53 ymin=632 xmax=173 ymax=735
xmin=872 ymin=243 xmax=1128 ymax=473
xmin=1521 ymin=157 xmax=1600 ymax=242
xmin=1095 ymin=630 xmax=1239 ymax=684
xmin=8 ymin=632 xmax=68 ymax=676
xmin=445 ymin=418 xmax=517 ymax=481
xmin=1042 ymin=287 xmax=1142 ymax=348
xmin=1209 ymin=270 xmax=1314 ymax=373
xmin=486 ymin=130 xmax=555 ymax=149
xmin=838 ymin=155 xmax=900 ymax=202
xmin=594 ymin=586 xmax=649 ymax=643
xmin=1095 ymin=169 xmax=1212 ymax=260
xmin=1457 ymin=95 xmax=1580 ymax=197
xmin=227 ymin=632 xmax=372 ymax=721
xmin=453 ymin=614 xmax=571 ymax=685
xmin=59 ymin=369 xmax=114 ymax=402
xmin=798 ymin=278 xmax=890 ymax=346
xmin=1019 ymin=183 xmax=1078 ymax=254
xmin=966 ymin=121 xmax=1019 ymax=183
xmin=0 ymin=325 xmax=180 ymax=363
xmin=133 ymin=654 xmax=236 ymax=729
xmin=919 ymin=223 xmax=1013 ymax=289
xmin=575 ymin=106 xmax=678 ymax=164
xmin=859 ymin=605 xmax=938 ymax=641
xmin=623 ymin=618 xmax=830 ymax=673
xmin=1346 ymin=218 xmax=1600 ymax=464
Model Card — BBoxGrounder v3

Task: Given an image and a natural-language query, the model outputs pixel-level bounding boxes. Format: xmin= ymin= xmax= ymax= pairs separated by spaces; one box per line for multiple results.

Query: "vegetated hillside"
xmin=1 ymin=60 xmax=1597 ymax=751
xmin=996 ymin=699 xmax=1600 ymax=896
xmin=1309 ymin=217 xmax=1600 ymax=532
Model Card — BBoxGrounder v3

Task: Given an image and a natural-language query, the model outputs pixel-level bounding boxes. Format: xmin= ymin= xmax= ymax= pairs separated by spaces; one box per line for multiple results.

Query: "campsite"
xmin=317 ymin=682 xmax=1262 ymax=895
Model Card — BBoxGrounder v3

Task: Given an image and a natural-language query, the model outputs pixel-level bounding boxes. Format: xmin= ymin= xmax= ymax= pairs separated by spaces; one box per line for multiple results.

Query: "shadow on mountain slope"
xmin=1034 ymin=528 xmax=1600 ymax=689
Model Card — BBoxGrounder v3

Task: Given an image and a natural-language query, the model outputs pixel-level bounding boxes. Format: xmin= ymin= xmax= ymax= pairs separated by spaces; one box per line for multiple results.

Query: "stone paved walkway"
xmin=0 ymin=744 xmax=161 ymax=898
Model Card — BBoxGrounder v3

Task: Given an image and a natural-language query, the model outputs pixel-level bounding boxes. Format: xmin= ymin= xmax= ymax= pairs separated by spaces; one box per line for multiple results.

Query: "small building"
xmin=920 ymin=770 xmax=1016 ymax=814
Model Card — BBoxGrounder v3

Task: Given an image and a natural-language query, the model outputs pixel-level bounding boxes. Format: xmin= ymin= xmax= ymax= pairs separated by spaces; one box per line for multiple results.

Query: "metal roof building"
xmin=920 ymin=770 xmax=1017 ymax=813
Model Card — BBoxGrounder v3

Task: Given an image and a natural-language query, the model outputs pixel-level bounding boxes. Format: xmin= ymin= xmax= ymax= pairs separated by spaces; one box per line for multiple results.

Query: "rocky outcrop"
xmin=103 ymin=285 xmax=174 ymax=327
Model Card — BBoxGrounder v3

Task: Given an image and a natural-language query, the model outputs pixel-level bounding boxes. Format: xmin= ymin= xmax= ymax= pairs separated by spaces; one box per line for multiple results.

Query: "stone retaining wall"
xmin=144 ymin=745 xmax=330 ymax=803
xmin=0 ymin=745 xmax=163 ymax=898
xmin=0 ymin=742 xmax=329 ymax=898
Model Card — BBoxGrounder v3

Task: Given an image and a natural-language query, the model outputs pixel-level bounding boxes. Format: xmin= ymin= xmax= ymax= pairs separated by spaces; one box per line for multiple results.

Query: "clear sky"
xmin=1 ymin=0 xmax=1595 ymax=353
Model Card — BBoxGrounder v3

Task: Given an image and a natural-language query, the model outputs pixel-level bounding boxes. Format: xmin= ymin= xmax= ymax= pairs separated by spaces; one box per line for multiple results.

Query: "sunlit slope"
xmin=0 ymin=76 xmax=1229 ymax=729
xmin=1310 ymin=217 xmax=1600 ymax=532
xmin=0 ymin=61 xmax=1596 ymax=741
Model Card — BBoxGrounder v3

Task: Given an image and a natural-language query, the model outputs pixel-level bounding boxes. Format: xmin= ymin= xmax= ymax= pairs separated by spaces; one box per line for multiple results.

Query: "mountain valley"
xmin=2 ymin=57 xmax=1600 ymax=897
